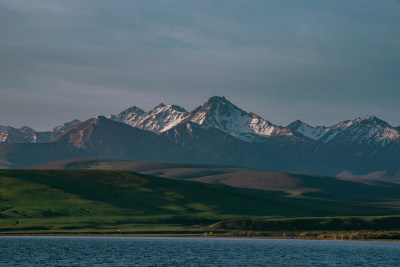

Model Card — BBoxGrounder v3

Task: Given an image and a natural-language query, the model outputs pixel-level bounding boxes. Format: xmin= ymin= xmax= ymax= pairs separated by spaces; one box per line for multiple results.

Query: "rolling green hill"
xmin=0 ymin=169 xmax=396 ymax=234
xmin=31 ymin=159 xmax=400 ymax=203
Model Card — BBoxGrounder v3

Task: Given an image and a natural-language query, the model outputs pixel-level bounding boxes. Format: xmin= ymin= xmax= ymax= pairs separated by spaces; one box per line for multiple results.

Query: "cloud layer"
xmin=1 ymin=0 xmax=399 ymax=130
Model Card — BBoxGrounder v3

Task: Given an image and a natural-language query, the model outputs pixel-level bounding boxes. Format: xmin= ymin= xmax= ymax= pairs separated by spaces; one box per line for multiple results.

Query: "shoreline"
xmin=1 ymin=232 xmax=400 ymax=242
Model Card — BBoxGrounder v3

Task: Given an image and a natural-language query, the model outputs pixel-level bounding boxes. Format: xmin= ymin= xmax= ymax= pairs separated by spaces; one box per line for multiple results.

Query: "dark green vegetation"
xmin=210 ymin=216 xmax=400 ymax=231
xmin=1 ymin=169 xmax=399 ymax=238
xmin=210 ymin=216 xmax=400 ymax=240
xmin=32 ymin=159 xmax=400 ymax=203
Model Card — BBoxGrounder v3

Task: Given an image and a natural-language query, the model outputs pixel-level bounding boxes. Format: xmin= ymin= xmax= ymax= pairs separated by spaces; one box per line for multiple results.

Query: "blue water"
xmin=0 ymin=237 xmax=399 ymax=266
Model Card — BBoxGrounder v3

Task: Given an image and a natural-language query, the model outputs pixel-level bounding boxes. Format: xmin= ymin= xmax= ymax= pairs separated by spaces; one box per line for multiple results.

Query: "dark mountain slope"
xmin=53 ymin=116 xmax=185 ymax=162
xmin=0 ymin=143 xmax=88 ymax=169
xmin=1 ymin=114 xmax=399 ymax=176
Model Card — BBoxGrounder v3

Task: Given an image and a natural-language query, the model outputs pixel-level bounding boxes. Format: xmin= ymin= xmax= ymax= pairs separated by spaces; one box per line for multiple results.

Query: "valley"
xmin=1 ymin=97 xmax=400 ymax=239
xmin=0 ymin=168 xmax=400 ymax=239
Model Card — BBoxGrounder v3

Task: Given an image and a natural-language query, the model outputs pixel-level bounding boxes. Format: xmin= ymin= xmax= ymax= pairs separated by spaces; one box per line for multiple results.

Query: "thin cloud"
xmin=0 ymin=0 xmax=399 ymax=129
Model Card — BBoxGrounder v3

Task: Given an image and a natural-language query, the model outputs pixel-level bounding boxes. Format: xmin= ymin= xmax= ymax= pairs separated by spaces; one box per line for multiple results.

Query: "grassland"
xmin=31 ymin=159 xmax=400 ymax=203
xmin=0 ymin=169 xmax=399 ymax=239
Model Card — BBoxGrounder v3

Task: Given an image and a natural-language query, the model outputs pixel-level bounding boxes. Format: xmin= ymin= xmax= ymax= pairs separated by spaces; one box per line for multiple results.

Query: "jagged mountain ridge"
xmin=108 ymin=96 xmax=293 ymax=142
xmin=0 ymin=96 xmax=399 ymax=177
xmin=53 ymin=116 xmax=182 ymax=161
xmin=108 ymin=106 xmax=146 ymax=127
xmin=51 ymin=119 xmax=81 ymax=136
xmin=0 ymin=127 xmax=29 ymax=144
xmin=187 ymin=96 xmax=292 ymax=141
xmin=2 ymin=115 xmax=399 ymax=176
xmin=3 ymin=96 xmax=397 ymax=147
xmin=0 ymin=125 xmax=9 ymax=134
xmin=0 ymin=125 xmax=33 ymax=135
xmin=0 ymin=119 xmax=81 ymax=145
xmin=109 ymin=104 xmax=190 ymax=134
xmin=287 ymin=116 xmax=400 ymax=148
xmin=109 ymin=96 xmax=399 ymax=147
xmin=19 ymin=126 xmax=35 ymax=134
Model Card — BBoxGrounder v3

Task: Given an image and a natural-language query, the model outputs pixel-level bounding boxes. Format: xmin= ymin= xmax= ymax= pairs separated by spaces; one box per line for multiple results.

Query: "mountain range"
xmin=0 ymin=119 xmax=81 ymax=144
xmin=0 ymin=96 xmax=399 ymax=177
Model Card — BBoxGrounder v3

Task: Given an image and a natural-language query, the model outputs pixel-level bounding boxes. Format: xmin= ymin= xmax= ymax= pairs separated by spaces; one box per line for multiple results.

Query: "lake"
xmin=0 ymin=237 xmax=399 ymax=266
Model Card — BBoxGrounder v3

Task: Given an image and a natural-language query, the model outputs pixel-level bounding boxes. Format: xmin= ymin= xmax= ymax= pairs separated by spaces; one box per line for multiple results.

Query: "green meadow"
xmin=0 ymin=169 xmax=399 ymax=237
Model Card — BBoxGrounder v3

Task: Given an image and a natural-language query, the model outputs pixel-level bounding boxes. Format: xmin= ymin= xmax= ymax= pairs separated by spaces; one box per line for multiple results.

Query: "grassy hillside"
xmin=0 ymin=169 xmax=396 ymax=234
xmin=31 ymin=159 xmax=400 ymax=203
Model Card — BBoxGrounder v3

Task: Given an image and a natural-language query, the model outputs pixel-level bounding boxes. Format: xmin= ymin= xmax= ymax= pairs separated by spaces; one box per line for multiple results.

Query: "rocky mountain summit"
xmin=288 ymin=116 xmax=400 ymax=148
xmin=109 ymin=96 xmax=399 ymax=147
xmin=0 ymin=119 xmax=81 ymax=145
xmin=0 ymin=96 xmax=399 ymax=177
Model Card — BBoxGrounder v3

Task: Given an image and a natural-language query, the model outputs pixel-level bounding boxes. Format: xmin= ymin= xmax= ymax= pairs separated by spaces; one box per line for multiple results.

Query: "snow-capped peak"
xmin=287 ymin=120 xmax=329 ymax=141
xmin=109 ymin=103 xmax=189 ymax=134
xmin=107 ymin=97 xmax=397 ymax=147
xmin=341 ymin=115 xmax=389 ymax=128
xmin=108 ymin=96 xmax=293 ymax=142
xmin=51 ymin=119 xmax=81 ymax=134
xmin=152 ymin=103 xmax=188 ymax=114
xmin=188 ymin=96 xmax=292 ymax=141
xmin=108 ymin=106 xmax=146 ymax=126
xmin=288 ymin=115 xmax=400 ymax=147
xmin=0 ymin=127 xmax=29 ymax=144
xmin=137 ymin=104 xmax=189 ymax=133
xmin=189 ymin=96 xmax=247 ymax=125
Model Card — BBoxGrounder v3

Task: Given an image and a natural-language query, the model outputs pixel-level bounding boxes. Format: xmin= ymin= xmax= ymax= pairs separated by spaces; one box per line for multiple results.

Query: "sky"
xmin=0 ymin=0 xmax=399 ymax=130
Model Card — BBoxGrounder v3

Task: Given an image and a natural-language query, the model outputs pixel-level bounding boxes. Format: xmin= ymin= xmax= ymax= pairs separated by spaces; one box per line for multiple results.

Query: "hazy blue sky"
xmin=1 ymin=0 xmax=399 ymax=130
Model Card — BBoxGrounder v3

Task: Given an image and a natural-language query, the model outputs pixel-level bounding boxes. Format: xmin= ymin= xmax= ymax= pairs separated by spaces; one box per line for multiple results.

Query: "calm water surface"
xmin=0 ymin=236 xmax=399 ymax=266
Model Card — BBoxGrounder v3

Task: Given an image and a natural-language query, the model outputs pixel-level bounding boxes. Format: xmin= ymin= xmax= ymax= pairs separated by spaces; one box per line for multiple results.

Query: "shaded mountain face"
xmin=187 ymin=96 xmax=292 ymax=142
xmin=109 ymin=96 xmax=399 ymax=148
xmin=109 ymin=104 xmax=190 ymax=134
xmin=0 ymin=125 xmax=38 ymax=143
xmin=0 ymin=96 xmax=399 ymax=177
xmin=108 ymin=106 xmax=146 ymax=126
xmin=51 ymin=119 xmax=81 ymax=136
xmin=53 ymin=116 xmax=185 ymax=162
xmin=0 ymin=114 xmax=399 ymax=176
xmin=0 ymin=127 xmax=29 ymax=144
xmin=109 ymin=96 xmax=292 ymax=142
xmin=0 ymin=125 xmax=9 ymax=134
xmin=51 ymin=117 xmax=264 ymax=167
xmin=19 ymin=126 xmax=35 ymax=134
xmin=288 ymin=116 xmax=400 ymax=148
xmin=0 ymin=119 xmax=80 ymax=146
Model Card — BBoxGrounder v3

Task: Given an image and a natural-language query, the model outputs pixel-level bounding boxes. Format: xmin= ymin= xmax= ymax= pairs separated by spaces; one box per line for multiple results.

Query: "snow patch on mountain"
xmin=109 ymin=104 xmax=189 ymax=134
xmin=287 ymin=120 xmax=330 ymax=141
xmin=141 ymin=104 xmax=189 ymax=132
xmin=110 ymin=96 xmax=293 ymax=142
xmin=108 ymin=96 xmax=398 ymax=147
xmin=51 ymin=119 xmax=81 ymax=137
xmin=0 ymin=127 xmax=28 ymax=144
xmin=0 ymin=119 xmax=81 ymax=145
xmin=288 ymin=115 xmax=400 ymax=147
xmin=188 ymin=96 xmax=292 ymax=141
xmin=108 ymin=106 xmax=145 ymax=126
